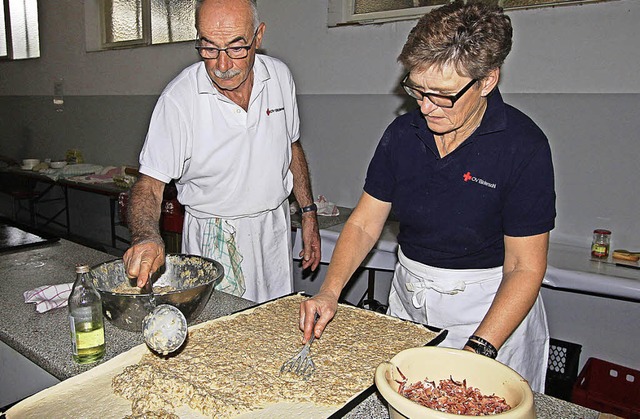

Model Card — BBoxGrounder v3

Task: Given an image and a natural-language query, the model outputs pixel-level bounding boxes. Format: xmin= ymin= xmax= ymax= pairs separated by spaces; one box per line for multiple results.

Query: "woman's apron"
xmin=181 ymin=200 xmax=293 ymax=303
xmin=388 ymin=247 xmax=549 ymax=392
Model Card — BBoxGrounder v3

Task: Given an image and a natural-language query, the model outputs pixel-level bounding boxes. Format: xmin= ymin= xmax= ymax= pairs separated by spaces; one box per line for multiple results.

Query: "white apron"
xmin=181 ymin=200 xmax=293 ymax=303
xmin=388 ymin=247 xmax=549 ymax=392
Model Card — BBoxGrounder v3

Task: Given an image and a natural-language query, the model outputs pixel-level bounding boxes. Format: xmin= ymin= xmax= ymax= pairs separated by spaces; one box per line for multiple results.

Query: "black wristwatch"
xmin=466 ymin=335 xmax=498 ymax=359
xmin=300 ymin=203 xmax=317 ymax=214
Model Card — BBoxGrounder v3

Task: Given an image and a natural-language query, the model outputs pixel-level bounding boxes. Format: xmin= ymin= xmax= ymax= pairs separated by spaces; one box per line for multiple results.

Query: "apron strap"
xmin=405 ymin=280 xmax=467 ymax=308
xmin=398 ymin=247 xmax=501 ymax=308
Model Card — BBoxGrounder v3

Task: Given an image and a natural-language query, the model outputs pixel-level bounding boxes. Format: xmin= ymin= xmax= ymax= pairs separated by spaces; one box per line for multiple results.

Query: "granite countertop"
xmin=0 ymin=238 xmax=255 ymax=381
xmin=0 ymin=237 xmax=600 ymax=418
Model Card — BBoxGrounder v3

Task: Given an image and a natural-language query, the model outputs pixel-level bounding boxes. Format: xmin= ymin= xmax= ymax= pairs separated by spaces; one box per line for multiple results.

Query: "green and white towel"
xmin=201 ymin=218 xmax=245 ymax=297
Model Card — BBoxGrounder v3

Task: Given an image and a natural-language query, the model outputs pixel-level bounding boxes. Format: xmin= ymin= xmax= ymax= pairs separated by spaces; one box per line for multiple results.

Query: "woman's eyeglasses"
xmin=401 ymin=74 xmax=478 ymax=108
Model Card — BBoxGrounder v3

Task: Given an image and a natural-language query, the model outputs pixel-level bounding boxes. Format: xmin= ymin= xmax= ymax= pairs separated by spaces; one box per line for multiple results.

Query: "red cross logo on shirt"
xmin=266 ymin=107 xmax=284 ymax=116
xmin=463 ymin=171 xmax=473 ymax=182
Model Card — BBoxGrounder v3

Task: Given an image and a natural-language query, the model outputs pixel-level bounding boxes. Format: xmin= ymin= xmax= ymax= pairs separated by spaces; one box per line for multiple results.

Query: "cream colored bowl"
xmin=375 ymin=347 xmax=535 ymax=419
xmin=50 ymin=160 xmax=67 ymax=169
xmin=22 ymin=158 xmax=40 ymax=169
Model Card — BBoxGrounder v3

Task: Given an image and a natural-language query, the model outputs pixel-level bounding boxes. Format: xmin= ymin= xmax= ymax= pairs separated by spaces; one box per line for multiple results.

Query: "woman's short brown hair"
xmin=398 ymin=1 xmax=512 ymax=79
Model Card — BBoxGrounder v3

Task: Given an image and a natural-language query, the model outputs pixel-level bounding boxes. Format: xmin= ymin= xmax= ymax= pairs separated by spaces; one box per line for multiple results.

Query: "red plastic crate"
xmin=117 ymin=191 xmax=185 ymax=233
xmin=572 ymin=358 xmax=640 ymax=419
xmin=161 ymin=197 xmax=184 ymax=233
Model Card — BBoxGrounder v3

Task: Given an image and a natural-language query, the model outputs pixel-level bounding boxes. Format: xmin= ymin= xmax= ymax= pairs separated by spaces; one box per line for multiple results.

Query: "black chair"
xmin=0 ymin=171 xmax=41 ymax=226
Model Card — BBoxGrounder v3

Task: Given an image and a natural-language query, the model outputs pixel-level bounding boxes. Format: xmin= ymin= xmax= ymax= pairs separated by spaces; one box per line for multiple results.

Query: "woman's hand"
xmin=299 ymin=291 xmax=339 ymax=343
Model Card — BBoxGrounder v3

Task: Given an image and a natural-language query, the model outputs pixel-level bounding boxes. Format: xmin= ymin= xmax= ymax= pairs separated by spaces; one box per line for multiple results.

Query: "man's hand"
xmin=123 ymin=174 xmax=167 ymax=287
xmin=299 ymin=290 xmax=339 ymax=343
xmin=299 ymin=214 xmax=321 ymax=270
xmin=123 ymin=239 xmax=165 ymax=287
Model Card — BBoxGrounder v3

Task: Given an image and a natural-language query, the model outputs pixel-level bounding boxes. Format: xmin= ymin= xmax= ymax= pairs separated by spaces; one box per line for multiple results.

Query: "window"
xmin=100 ymin=0 xmax=196 ymax=49
xmin=0 ymin=0 xmax=40 ymax=60
xmin=328 ymin=0 xmax=620 ymax=26
xmin=328 ymin=0 xmax=457 ymax=26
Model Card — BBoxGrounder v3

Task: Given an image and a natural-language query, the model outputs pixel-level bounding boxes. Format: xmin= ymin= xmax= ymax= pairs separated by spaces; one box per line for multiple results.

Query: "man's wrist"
xmin=131 ymin=235 xmax=165 ymax=247
xmin=300 ymin=203 xmax=317 ymax=214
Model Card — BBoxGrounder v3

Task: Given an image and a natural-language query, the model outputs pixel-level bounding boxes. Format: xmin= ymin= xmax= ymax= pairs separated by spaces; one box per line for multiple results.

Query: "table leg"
xmin=368 ymin=270 xmax=376 ymax=301
xmin=110 ymin=197 xmax=116 ymax=248
xmin=63 ymin=186 xmax=70 ymax=235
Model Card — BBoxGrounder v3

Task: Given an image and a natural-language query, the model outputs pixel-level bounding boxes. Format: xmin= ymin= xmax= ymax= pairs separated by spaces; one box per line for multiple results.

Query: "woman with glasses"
xmin=124 ymin=0 xmax=321 ymax=304
xmin=300 ymin=1 xmax=555 ymax=392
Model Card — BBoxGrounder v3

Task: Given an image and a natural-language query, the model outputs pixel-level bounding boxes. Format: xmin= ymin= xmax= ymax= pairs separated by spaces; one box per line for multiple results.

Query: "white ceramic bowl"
xmin=22 ymin=158 xmax=40 ymax=169
xmin=49 ymin=161 xmax=67 ymax=169
xmin=375 ymin=347 xmax=535 ymax=419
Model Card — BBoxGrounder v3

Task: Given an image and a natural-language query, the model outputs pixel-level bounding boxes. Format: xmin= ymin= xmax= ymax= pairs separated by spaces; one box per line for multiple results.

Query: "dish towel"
xmin=315 ymin=195 xmax=340 ymax=216
xmin=24 ymin=283 xmax=73 ymax=313
xmin=201 ymin=218 xmax=246 ymax=298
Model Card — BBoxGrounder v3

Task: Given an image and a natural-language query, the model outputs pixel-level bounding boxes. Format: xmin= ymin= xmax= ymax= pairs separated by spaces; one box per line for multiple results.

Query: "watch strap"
xmin=301 ymin=203 xmax=318 ymax=213
xmin=466 ymin=335 xmax=498 ymax=359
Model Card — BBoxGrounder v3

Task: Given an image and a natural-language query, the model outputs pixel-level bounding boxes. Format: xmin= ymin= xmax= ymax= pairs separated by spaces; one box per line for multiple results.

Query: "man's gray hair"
xmin=195 ymin=0 xmax=260 ymax=31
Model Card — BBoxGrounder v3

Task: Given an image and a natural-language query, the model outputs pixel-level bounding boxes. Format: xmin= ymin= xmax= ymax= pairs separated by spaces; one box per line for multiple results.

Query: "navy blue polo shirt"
xmin=364 ymin=89 xmax=556 ymax=269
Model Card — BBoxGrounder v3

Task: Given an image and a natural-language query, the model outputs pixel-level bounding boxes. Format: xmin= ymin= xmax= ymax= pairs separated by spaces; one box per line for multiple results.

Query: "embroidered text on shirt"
xmin=266 ymin=107 xmax=284 ymax=115
xmin=463 ymin=171 xmax=496 ymax=189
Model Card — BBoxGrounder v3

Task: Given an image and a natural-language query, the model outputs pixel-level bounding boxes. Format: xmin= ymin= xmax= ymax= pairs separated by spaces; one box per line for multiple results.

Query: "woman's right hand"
xmin=296 ymin=193 xmax=391 ymax=343
xmin=299 ymin=291 xmax=339 ymax=343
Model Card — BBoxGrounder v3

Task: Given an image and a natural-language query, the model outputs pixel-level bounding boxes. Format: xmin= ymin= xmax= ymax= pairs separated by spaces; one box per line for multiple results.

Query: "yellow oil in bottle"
xmin=70 ymin=318 xmax=105 ymax=364
xmin=68 ymin=265 xmax=105 ymax=364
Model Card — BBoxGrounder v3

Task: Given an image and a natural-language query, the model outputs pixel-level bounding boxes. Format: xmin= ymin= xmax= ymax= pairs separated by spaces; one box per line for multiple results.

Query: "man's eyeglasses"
xmin=401 ymin=73 xmax=478 ymax=108
xmin=195 ymin=28 xmax=259 ymax=60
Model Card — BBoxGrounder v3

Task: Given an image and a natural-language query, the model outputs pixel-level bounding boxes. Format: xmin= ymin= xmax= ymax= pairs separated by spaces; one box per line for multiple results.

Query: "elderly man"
xmin=124 ymin=0 xmax=320 ymax=303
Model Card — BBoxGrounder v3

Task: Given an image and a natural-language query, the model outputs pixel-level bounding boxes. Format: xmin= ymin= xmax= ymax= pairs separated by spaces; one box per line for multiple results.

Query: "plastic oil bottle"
xmin=68 ymin=265 xmax=105 ymax=364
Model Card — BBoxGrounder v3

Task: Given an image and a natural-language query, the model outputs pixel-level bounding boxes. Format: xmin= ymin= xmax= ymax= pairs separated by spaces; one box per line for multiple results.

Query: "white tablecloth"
xmin=292 ymin=221 xmax=399 ymax=271
xmin=293 ymin=221 xmax=640 ymax=302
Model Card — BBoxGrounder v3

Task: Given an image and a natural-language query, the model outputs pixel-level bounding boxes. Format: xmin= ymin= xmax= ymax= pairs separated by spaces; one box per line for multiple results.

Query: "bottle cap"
xmin=75 ymin=265 xmax=90 ymax=273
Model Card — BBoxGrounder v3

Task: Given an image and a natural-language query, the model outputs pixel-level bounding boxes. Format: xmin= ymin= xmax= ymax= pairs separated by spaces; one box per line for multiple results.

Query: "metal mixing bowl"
xmin=91 ymin=254 xmax=224 ymax=332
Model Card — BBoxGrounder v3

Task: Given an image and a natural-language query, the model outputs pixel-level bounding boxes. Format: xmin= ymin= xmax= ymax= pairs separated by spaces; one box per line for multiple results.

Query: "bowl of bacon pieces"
xmin=375 ymin=346 xmax=535 ymax=419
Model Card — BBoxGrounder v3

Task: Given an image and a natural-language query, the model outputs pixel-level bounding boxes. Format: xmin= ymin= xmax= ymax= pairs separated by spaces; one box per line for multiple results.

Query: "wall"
xmin=259 ymin=0 xmax=640 ymax=249
xmin=0 ymin=0 xmax=638 ymax=382
xmin=0 ymin=0 xmax=638 ymax=249
xmin=540 ymin=287 xmax=640 ymax=373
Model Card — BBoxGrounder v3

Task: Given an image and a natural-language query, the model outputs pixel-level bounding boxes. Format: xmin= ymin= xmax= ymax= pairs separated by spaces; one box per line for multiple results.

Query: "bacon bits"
xmin=396 ymin=367 xmax=512 ymax=416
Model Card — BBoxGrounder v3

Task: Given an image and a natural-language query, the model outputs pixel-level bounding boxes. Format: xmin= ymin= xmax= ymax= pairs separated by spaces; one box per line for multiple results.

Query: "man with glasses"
xmin=299 ymin=1 xmax=555 ymax=393
xmin=124 ymin=0 xmax=321 ymax=303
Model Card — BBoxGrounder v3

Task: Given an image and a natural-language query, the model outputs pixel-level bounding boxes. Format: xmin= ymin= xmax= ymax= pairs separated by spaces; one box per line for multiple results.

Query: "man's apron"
xmin=181 ymin=200 xmax=293 ymax=303
xmin=388 ymin=247 xmax=549 ymax=392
